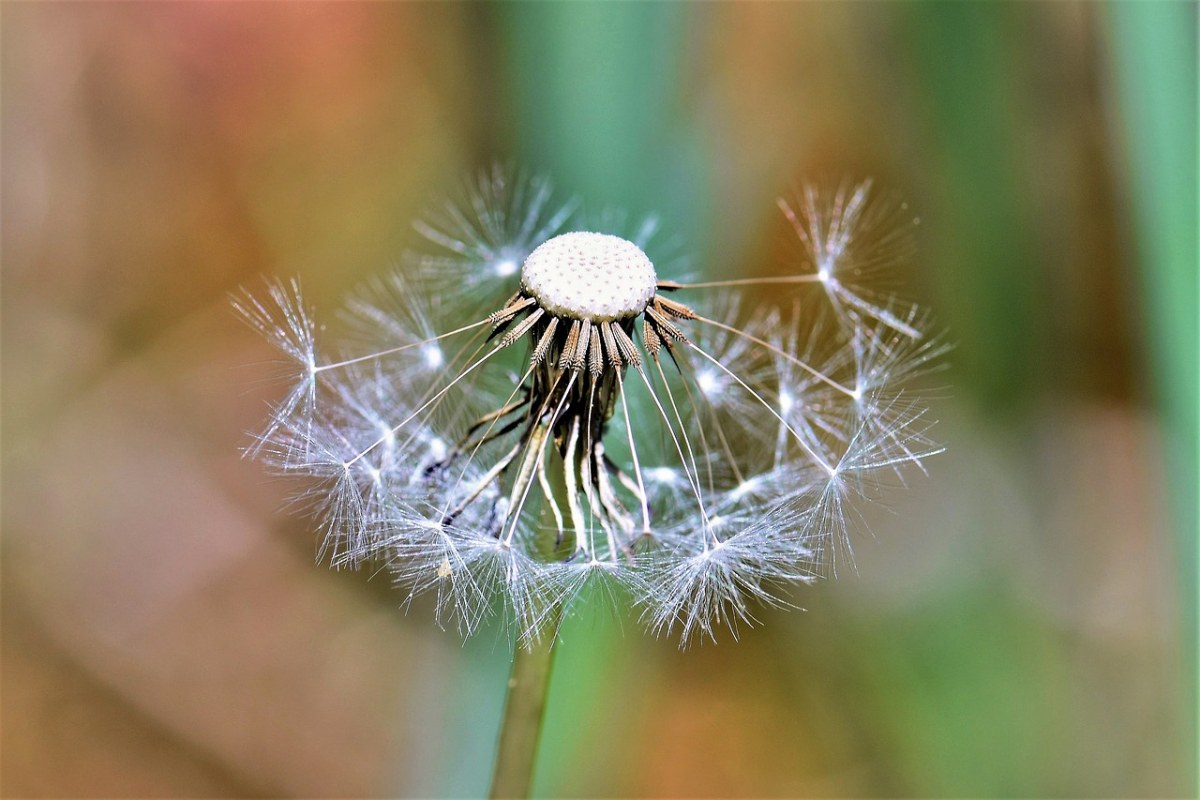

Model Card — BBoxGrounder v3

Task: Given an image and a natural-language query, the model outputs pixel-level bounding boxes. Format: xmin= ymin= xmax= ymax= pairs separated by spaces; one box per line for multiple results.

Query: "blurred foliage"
xmin=905 ymin=2 xmax=1049 ymax=414
xmin=1108 ymin=6 xmax=1198 ymax=764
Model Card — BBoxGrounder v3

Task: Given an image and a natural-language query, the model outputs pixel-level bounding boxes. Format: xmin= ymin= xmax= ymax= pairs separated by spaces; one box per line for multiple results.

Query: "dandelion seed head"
xmin=520 ymin=231 xmax=656 ymax=322
xmin=238 ymin=167 xmax=944 ymax=645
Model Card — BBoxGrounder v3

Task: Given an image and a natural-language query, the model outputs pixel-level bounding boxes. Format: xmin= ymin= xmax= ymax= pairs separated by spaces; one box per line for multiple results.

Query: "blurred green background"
xmin=2 ymin=2 xmax=1195 ymax=797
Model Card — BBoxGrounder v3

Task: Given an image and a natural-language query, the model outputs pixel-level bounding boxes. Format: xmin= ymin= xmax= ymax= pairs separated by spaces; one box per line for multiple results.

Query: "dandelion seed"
xmin=238 ymin=168 xmax=944 ymax=645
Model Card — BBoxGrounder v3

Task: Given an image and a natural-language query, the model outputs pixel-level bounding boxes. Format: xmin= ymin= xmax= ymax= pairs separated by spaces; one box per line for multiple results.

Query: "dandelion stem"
xmin=489 ymin=603 xmax=563 ymax=799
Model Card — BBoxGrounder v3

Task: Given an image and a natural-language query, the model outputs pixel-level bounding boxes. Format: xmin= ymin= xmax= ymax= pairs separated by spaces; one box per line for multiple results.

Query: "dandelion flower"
xmin=237 ymin=168 xmax=945 ymax=645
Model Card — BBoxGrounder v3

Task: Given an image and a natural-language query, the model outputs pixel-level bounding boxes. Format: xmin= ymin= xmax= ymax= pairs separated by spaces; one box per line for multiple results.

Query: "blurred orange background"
xmin=2 ymin=3 xmax=1195 ymax=797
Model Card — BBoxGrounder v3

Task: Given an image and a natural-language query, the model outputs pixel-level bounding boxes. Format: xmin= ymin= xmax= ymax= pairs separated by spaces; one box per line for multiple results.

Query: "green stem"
xmin=489 ymin=605 xmax=564 ymax=799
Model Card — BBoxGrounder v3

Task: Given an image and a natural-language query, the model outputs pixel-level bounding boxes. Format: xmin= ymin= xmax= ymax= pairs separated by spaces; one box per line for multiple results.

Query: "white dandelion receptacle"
xmin=235 ymin=168 xmax=945 ymax=644
xmin=520 ymin=232 xmax=657 ymax=322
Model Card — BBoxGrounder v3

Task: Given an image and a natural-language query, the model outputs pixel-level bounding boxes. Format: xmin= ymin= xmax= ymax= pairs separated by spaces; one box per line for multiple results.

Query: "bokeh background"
xmin=2 ymin=2 xmax=1196 ymax=797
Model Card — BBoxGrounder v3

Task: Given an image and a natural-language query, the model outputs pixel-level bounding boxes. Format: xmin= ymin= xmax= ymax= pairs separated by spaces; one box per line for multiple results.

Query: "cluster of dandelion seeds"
xmin=235 ymin=167 xmax=945 ymax=645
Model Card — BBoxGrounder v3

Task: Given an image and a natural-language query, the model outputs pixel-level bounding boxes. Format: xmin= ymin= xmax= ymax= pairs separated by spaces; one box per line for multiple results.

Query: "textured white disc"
xmin=521 ymin=232 xmax=657 ymax=322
